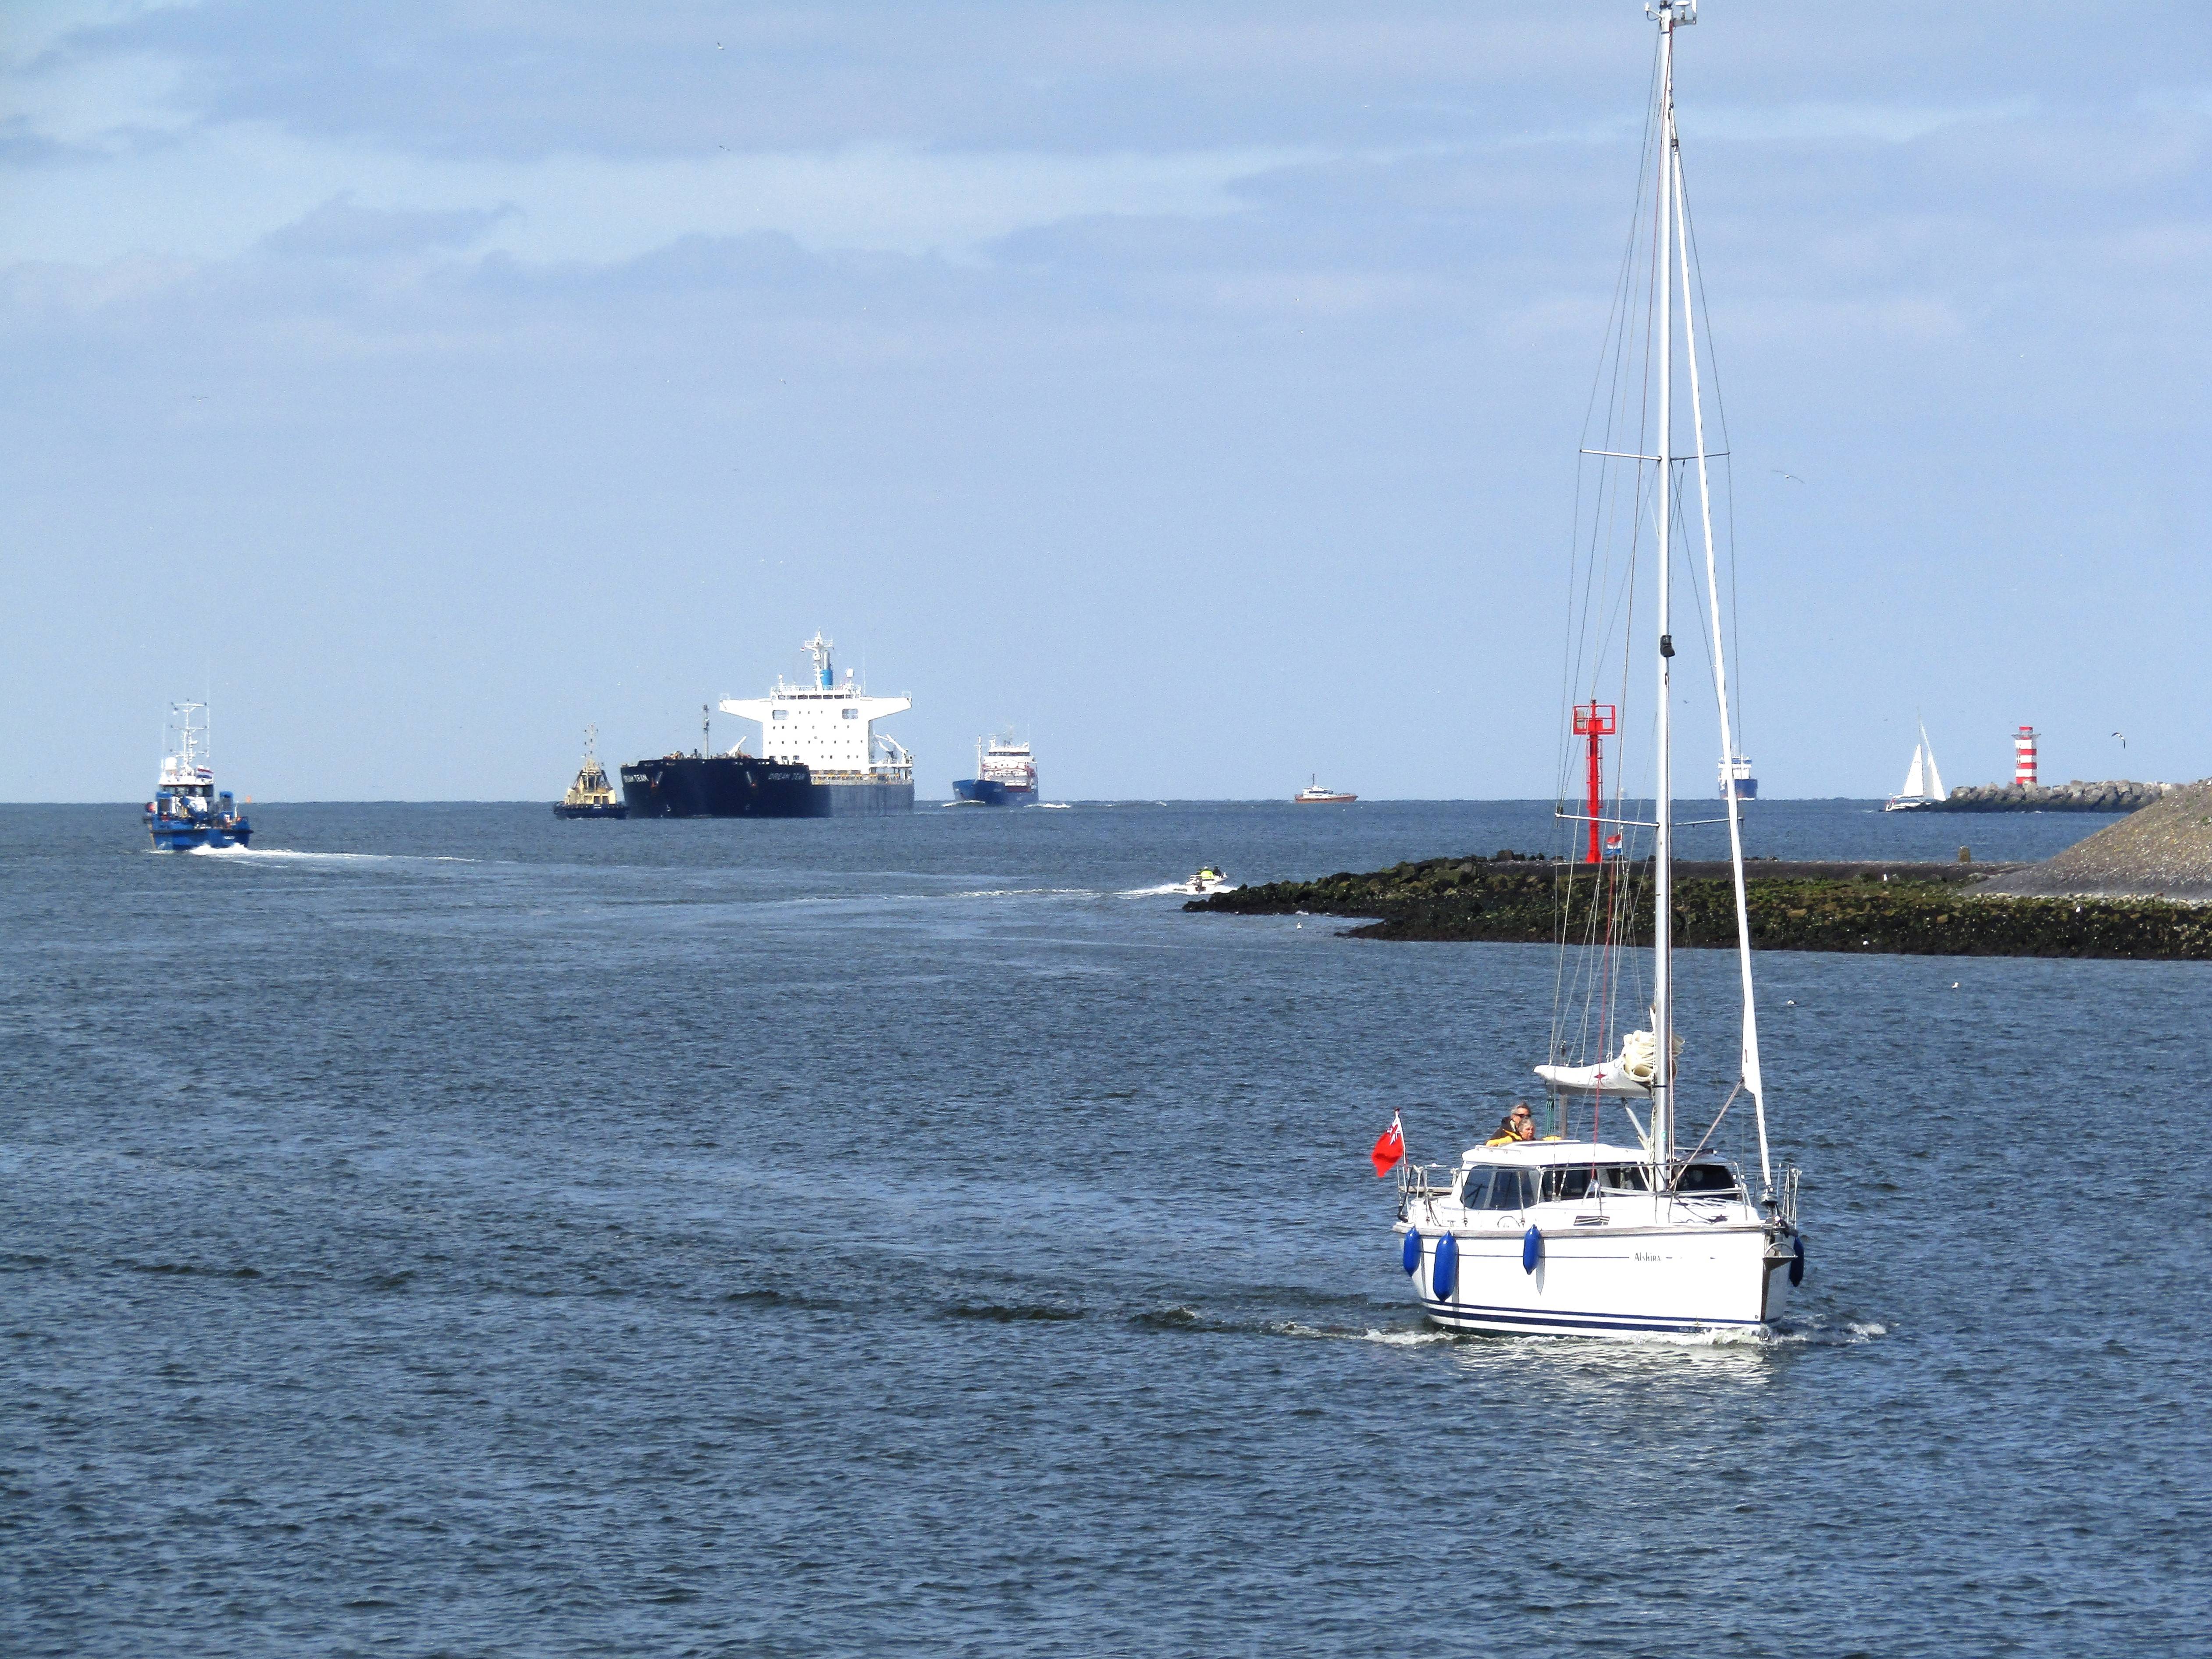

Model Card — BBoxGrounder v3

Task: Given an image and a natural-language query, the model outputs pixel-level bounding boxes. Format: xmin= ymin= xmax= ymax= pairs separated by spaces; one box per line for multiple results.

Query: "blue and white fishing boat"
xmin=1386 ymin=0 xmax=1802 ymax=1338
xmin=144 ymin=701 xmax=252 ymax=851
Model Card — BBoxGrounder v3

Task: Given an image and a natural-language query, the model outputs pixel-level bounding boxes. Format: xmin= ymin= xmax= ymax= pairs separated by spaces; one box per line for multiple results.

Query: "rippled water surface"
xmin=5 ymin=800 xmax=2206 ymax=1656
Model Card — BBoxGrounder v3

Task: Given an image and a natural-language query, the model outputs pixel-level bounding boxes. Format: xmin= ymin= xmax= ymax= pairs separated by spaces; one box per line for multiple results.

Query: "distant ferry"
xmin=621 ymin=633 xmax=914 ymax=818
xmin=952 ymin=733 xmax=1038 ymax=806
xmin=1719 ymin=755 xmax=1758 ymax=801
xmin=553 ymin=726 xmax=627 ymax=819
xmin=145 ymin=701 xmax=252 ymax=851
xmin=1295 ymin=776 xmax=1356 ymax=804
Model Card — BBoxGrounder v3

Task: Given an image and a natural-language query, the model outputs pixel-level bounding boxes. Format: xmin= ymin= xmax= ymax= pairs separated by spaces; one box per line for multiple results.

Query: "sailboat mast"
xmin=1651 ymin=0 xmax=1681 ymax=1176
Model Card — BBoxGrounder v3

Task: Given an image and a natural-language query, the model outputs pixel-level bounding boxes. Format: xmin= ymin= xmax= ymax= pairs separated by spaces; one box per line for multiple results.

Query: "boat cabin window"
xmin=1538 ymin=1166 xmax=1594 ymax=1203
xmin=1470 ymin=1161 xmax=1732 ymax=1205
xmin=1461 ymin=1167 xmax=1532 ymax=1211
xmin=1674 ymin=1162 xmax=1739 ymax=1195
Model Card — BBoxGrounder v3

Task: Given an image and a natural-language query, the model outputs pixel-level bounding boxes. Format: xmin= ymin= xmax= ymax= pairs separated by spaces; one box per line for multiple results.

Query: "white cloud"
xmin=0 ymin=121 xmax=1322 ymax=267
xmin=1689 ymin=98 xmax=2037 ymax=145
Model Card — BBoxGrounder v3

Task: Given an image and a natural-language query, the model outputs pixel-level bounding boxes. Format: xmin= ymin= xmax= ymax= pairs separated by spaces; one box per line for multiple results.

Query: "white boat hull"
xmin=1399 ymin=1218 xmax=1795 ymax=1337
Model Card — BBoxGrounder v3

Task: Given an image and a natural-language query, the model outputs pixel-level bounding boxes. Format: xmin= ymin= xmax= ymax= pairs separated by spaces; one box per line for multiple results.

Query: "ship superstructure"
xmin=716 ymin=634 xmax=913 ymax=815
xmin=1719 ymin=755 xmax=1758 ymax=801
xmin=622 ymin=633 xmax=913 ymax=818
xmin=952 ymin=733 xmax=1038 ymax=806
xmin=145 ymin=701 xmax=252 ymax=851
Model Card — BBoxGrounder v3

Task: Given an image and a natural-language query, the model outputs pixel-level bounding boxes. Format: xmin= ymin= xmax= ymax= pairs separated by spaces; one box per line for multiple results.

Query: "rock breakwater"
xmin=1977 ymin=780 xmax=2212 ymax=901
xmin=1189 ymin=852 xmax=2212 ymax=959
xmin=1933 ymin=780 xmax=2179 ymax=812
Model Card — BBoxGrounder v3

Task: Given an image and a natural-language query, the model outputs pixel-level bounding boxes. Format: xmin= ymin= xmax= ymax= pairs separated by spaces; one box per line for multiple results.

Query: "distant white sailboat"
xmin=1884 ymin=720 xmax=1947 ymax=812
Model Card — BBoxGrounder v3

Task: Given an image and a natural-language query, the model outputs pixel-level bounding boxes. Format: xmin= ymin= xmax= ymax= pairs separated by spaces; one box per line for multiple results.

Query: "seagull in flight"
xmin=1772 ymin=470 xmax=1806 ymax=484
xmin=2112 ymin=731 xmax=2127 ymax=748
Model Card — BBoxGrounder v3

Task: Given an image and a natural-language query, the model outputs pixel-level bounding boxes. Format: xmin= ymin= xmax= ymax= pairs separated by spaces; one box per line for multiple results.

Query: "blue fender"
xmin=1401 ymin=1229 xmax=1421 ymax=1276
xmin=1789 ymin=1234 xmax=1806 ymax=1287
xmin=1522 ymin=1225 xmax=1543 ymax=1275
xmin=1432 ymin=1232 xmax=1457 ymax=1301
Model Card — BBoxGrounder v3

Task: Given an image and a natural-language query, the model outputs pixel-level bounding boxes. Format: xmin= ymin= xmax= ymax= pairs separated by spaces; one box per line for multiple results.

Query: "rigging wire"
xmin=1677 ymin=155 xmax=1748 ymax=762
xmin=1551 ymin=29 xmax=1672 ymax=1107
xmin=1552 ymin=39 xmax=1666 ymax=1079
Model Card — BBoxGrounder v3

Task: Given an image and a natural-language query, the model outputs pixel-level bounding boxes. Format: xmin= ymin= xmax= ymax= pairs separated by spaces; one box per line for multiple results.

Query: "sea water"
xmin=4 ymin=801 xmax=2206 ymax=1656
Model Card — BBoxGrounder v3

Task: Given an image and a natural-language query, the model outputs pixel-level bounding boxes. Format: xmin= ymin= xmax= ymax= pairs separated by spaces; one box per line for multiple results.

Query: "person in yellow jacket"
xmin=1485 ymin=1103 xmax=1536 ymax=1145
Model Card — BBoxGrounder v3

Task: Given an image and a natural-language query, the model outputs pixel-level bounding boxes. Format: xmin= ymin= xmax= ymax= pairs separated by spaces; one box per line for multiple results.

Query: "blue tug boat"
xmin=145 ymin=701 xmax=252 ymax=851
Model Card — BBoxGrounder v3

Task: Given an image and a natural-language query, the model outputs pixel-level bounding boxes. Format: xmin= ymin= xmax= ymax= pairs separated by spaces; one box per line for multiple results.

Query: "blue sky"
xmin=4 ymin=0 xmax=2206 ymax=800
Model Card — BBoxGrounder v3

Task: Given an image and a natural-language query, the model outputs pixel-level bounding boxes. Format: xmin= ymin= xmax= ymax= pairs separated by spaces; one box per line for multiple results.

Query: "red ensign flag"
xmin=1370 ymin=1113 xmax=1404 ymax=1177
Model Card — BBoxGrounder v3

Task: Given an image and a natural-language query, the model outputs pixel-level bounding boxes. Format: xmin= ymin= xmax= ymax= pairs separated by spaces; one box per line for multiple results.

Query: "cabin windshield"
xmin=1461 ymin=1160 xmax=1740 ymax=1206
xmin=1674 ymin=1162 xmax=1740 ymax=1195
xmin=1459 ymin=1168 xmax=1534 ymax=1211
xmin=1537 ymin=1166 xmax=1593 ymax=1203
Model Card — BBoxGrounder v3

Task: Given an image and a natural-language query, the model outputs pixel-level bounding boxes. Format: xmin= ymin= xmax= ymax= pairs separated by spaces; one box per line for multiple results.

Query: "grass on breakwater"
xmin=1186 ymin=853 xmax=2212 ymax=960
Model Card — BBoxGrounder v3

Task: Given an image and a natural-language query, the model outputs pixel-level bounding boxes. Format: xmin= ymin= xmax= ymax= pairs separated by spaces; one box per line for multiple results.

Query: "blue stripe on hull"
xmin=1420 ymin=1298 xmax=1762 ymax=1335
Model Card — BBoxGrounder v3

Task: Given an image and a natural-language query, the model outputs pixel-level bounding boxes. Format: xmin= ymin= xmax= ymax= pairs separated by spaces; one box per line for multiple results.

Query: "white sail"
xmin=1920 ymin=723 xmax=1945 ymax=800
xmin=1535 ymin=1029 xmax=1680 ymax=1096
xmin=1900 ymin=744 xmax=1927 ymax=801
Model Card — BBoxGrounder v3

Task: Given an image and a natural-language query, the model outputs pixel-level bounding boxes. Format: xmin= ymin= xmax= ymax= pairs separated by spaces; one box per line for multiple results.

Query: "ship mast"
xmin=1650 ymin=0 xmax=1685 ymax=1182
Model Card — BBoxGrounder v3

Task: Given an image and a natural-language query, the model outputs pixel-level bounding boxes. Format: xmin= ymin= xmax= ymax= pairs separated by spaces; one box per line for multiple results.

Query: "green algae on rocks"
xmin=1186 ymin=854 xmax=2212 ymax=960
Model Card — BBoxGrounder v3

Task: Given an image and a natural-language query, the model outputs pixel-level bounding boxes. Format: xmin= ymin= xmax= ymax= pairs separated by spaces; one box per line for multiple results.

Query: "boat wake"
xmin=1123 ymin=882 xmax=1241 ymax=898
xmin=1265 ymin=1314 xmax=1888 ymax=1352
xmin=176 ymin=845 xmax=477 ymax=865
xmin=946 ymin=886 xmax=1097 ymax=901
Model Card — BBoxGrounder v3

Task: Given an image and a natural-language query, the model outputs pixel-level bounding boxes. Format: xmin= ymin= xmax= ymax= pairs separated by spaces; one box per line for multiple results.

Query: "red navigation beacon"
xmin=1572 ymin=701 xmax=1617 ymax=865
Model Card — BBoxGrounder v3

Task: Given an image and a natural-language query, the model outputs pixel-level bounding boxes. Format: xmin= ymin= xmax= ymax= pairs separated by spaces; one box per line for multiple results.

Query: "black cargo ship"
xmin=620 ymin=754 xmax=817 ymax=817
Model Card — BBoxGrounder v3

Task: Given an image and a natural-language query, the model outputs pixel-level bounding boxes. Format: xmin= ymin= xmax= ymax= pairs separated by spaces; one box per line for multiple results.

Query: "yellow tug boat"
xmin=554 ymin=726 xmax=627 ymax=819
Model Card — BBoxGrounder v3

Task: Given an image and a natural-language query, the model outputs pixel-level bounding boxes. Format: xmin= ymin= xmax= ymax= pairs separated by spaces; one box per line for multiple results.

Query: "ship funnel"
xmin=805 ymin=630 xmax=835 ymax=689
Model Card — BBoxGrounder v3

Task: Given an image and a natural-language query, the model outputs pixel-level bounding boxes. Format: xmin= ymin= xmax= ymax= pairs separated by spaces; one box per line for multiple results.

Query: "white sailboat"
xmin=1385 ymin=0 xmax=1803 ymax=1337
xmin=1884 ymin=720 xmax=1947 ymax=812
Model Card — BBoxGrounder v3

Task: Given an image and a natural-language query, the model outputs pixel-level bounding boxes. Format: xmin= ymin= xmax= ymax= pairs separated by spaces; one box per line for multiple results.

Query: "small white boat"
xmin=1294 ymin=776 xmax=1356 ymax=804
xmin=1168 ymin=866 xmax=1237 ymax=896
xmin=1884 ymin=720 xmax=1947 ymax=812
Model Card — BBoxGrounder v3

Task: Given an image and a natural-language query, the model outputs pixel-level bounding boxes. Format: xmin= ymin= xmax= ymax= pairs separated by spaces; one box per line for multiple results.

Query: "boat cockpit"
xmin=1443 ymin=1147 xmax=1748 ymax=1212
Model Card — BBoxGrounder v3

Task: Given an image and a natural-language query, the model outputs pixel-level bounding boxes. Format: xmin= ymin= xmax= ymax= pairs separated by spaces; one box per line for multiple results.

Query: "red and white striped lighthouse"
xmin=2013 ymin=725 xmax=2039 ymax=787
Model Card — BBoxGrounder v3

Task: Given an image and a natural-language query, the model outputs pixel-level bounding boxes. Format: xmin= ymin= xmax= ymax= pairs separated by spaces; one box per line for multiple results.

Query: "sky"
xmin=4 ymin=0 xmax=2207 ymax=801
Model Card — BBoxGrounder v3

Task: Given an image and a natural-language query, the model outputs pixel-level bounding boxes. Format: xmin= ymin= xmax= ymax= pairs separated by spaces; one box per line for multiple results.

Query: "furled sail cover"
xmin=1533 ymin=1029 xmax=1680 ymax=1096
